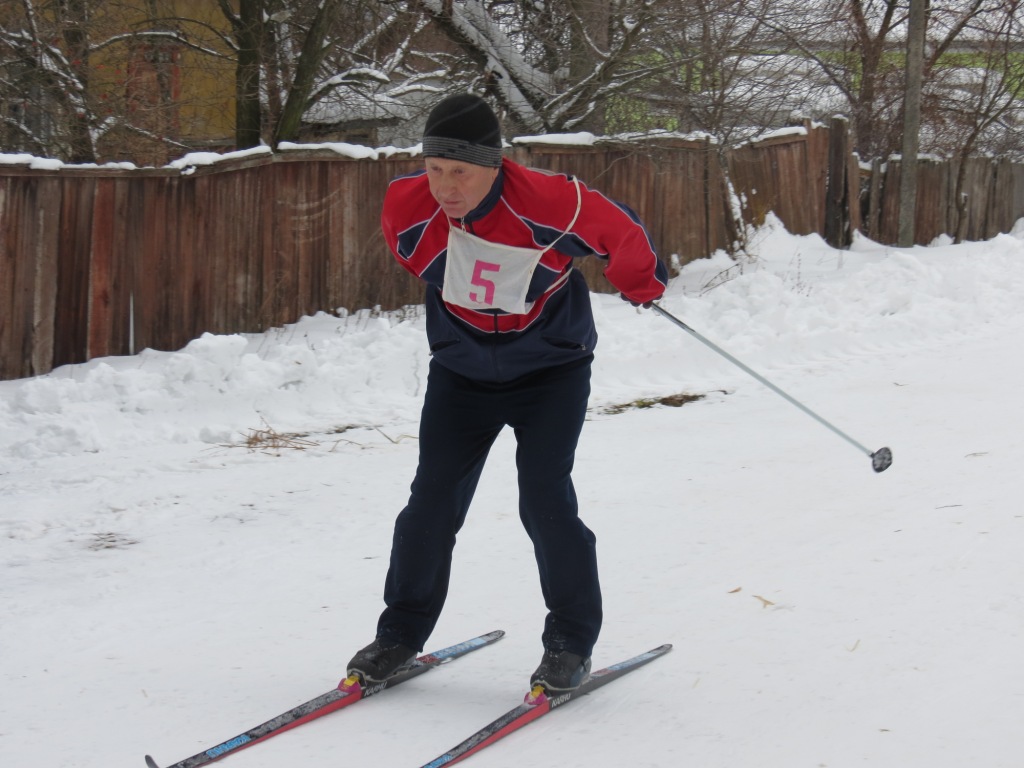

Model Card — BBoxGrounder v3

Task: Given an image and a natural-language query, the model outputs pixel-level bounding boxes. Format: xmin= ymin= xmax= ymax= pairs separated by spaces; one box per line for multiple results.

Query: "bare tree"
xmin=214 ymin=0 xmax=434 ymax=148
xmin=1 ymin=1 xmax=234 ymax=163
xmin=764 ymin=0 xmax=1012 ymax=161
xmin=898 ymin=0 xmax=926 ymax=247
xmin=278 ymin=1 xmax=432 ymax=145
xmin=3 ymin=0 xmax=1021 ymax=168
xmin=220 ymin=0 xmax=262 ymax=148
xmin=0 ymin=1 xmax=431 ymax=161
xmin=1 ymin=0 xmax=102 ymax=161
xmin=410 ymin=0 xmax=660 ymax=134
xmin=924 ymin=0 xmax=1024 ymax=239
xmin=639 ymin=0 xmax=835 ymax=142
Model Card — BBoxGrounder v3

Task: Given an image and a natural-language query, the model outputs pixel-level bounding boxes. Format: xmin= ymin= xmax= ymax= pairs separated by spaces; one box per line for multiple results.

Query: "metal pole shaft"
xmin=651 ymin=303 xmax=874 ymax=457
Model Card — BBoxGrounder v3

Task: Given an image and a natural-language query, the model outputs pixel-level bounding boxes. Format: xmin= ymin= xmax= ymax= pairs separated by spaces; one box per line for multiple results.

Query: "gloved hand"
xmin=619 ymin=293 xmax=658 ymax=309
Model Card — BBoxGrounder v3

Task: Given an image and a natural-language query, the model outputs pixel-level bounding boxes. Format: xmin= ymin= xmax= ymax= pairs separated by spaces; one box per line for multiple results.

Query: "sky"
xmin=2 ymin=213 xmax=1024 ymax=768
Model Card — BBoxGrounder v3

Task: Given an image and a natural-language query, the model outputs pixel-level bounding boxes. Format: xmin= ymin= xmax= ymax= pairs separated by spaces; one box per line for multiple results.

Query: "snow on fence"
xmin=2 ymin=124 xmax=1022 ymax=381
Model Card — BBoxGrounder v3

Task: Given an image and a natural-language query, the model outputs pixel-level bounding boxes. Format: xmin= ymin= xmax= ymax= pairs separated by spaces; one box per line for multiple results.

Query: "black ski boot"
xmin=530 ymin=649 xmax=592 ymax=693
xmin=347 ymin=637 xmax=417 ymax=683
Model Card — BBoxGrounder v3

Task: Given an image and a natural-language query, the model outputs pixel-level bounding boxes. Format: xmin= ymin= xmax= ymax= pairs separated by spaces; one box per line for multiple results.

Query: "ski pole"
xmin=650 ymin=303 xmax=893 ymax=473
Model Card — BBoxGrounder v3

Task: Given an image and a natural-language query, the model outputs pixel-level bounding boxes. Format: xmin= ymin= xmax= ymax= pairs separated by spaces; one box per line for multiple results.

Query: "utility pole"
xmin=898 ymin=0 xmax=927 ymax=247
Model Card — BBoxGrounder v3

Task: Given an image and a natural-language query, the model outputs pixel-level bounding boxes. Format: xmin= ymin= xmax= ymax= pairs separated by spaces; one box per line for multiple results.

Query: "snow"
xmin=3 ymin=214 xmax=1024 ymax=767
xmin=416 ymin=0 xmax=550 ymax=132
xmin=0 ymin=153 xmax=73 ymax=171
xmin=747 ymin=125 xmax=808 ymax=144
xmin=0 ymin=147 xmax=275 ymax=173
xmin=277 ymin=141 xmax=382 ymax=160
xmin=168 ymin=146 xmax=274 ymax=171
xmin=513 ymin=130 xmax=720 ymax=148
xmin=514 ymin=132 xmax=600 ymax=147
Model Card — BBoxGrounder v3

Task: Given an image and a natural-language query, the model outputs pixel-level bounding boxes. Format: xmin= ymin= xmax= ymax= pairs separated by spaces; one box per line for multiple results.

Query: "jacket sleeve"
xmin=565 ymin=177 xmax=669 ymax=303
xmin=380 ymin=172 xmax=446 ymax=283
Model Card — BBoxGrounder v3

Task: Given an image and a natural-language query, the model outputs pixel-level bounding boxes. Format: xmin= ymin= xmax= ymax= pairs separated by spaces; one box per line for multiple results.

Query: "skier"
xmin=347 ymin=93 xmax=668 ymax=693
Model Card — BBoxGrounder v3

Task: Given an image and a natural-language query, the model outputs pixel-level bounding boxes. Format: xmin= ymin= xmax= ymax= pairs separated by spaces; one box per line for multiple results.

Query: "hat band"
xmin=422 ymin=136 xmax=502 ymax=167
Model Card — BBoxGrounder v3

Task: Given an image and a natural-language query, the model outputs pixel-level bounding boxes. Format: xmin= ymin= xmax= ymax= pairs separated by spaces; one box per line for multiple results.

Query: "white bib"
xmin=443 ymin=229 xmax=545 ymax=314
xmin=441 ymin=177 xmax=581 ymax=315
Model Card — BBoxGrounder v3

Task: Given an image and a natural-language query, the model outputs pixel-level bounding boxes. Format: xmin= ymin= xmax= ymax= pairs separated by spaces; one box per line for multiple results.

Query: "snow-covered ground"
xmin=3 ymin=215 xmax=1023 ymax=767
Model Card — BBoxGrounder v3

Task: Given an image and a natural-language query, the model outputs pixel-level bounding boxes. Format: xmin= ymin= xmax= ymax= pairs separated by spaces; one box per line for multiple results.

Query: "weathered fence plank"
xmin=1 ymin=174 xmax=60 ymax=378
xmin=729 ymin=125 xmax=826 ymax=237
xmin=55 ymin=175 xmax=94 ymax=368
xmin=825 ymin=117 xmax=851 ymax=247
xmin=989 ymin=159 xmax=1018 ymax=241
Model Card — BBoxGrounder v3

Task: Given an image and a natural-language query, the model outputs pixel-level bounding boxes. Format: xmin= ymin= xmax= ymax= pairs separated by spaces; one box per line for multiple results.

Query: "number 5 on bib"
xmin=469 ymin=261 xmax=500 ymax=305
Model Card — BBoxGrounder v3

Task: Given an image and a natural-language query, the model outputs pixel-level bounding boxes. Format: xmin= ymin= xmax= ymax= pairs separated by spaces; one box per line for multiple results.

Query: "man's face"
xmin=425 ymin=157 xmax=499 ymax=219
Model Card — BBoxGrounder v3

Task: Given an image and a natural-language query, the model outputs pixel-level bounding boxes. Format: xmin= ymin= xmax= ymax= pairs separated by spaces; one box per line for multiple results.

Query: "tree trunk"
xmin=236 ymin=0 xmax=264 ymax=149
xmin=563 ymin=0 xmax=611 ymax=132
xmin=897 ymin=0 xmax=926 ymax=247
xmin=59 ymin=0 xmax=96 ymax=162
xmin=272 ymin=0 xmax=342 ymax=146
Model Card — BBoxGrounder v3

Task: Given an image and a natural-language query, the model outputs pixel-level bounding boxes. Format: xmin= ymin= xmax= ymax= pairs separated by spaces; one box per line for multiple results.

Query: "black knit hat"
xmin=422 ymin=94 xmax=503 ymax=167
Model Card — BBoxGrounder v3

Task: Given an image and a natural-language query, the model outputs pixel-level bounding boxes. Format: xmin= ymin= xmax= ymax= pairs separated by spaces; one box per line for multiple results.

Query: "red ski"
xmin=144 ymin=630 xmax=504 ymax=768
xmin=416 ymin=643 xmax=672 ymax=767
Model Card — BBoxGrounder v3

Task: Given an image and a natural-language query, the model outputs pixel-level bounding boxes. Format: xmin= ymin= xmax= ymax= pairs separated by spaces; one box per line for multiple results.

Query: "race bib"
xmin=443 ymin=228 xmax=545 ymax=314
xmin=441 ymin=176 xmax=582 ymax=315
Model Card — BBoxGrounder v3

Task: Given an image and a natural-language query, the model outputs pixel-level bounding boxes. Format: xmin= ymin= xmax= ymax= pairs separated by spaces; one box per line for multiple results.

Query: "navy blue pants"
xmin=377 ymin=355 xmax=602 ymax=658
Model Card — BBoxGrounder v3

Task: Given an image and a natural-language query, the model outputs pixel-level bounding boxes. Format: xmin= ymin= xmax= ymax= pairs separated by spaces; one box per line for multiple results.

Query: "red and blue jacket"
xmin=381 ymin=157 xmax=669 ymax=382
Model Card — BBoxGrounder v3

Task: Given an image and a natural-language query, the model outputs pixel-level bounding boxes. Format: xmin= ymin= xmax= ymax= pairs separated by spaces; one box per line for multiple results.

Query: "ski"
xmin=144 ymin=629 xmax=504 ymax=768
xmin=416 ymin=643 xmax=672 ymax=768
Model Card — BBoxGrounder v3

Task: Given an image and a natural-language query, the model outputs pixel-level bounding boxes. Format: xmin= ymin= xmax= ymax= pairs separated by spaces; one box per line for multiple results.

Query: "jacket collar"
xmin=458 ymin=168 xmax=505 ymax=225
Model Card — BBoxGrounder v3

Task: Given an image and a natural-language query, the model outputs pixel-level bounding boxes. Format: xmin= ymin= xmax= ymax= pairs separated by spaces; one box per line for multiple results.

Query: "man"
xmin=347 ymin=93 xmax=668 ymax=693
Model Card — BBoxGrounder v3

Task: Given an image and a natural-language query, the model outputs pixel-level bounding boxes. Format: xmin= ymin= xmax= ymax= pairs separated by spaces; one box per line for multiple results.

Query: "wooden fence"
xmin=867 ymin=155 xmax=1024 ymax=244
xmin=2 ymin=122 xmax=1023 ymax=381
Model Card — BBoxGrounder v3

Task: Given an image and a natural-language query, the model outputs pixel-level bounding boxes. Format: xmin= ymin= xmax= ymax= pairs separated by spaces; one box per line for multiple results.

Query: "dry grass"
xmin=218 ymin=419 xmax=417 ymax=456
xmin=86 ymin=532 xmax=139 ymax=551
xmin=221 ymin=418 xmax=320 ymax=456
xmin=599 ymin=392 xmax=706 ymax=415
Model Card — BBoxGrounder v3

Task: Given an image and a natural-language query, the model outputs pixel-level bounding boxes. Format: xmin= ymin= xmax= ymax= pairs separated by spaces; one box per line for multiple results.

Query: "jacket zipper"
xmin=457 ymin=216 xmax=503 ymax=377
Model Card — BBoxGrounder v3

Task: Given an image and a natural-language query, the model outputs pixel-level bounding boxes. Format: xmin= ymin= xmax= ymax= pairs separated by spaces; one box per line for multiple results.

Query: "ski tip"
xmin=648 ymin=643 xmax=673 ymax=658
xmin=144 ymin=756 xmax=161 ymax=768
